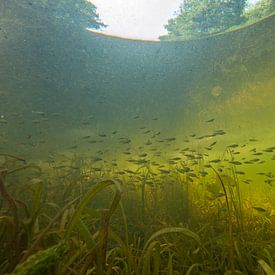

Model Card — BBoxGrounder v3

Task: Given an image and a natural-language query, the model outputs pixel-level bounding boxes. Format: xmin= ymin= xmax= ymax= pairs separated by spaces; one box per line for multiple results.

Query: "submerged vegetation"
xmin=0 ymin=131 xmax=275 ymax=274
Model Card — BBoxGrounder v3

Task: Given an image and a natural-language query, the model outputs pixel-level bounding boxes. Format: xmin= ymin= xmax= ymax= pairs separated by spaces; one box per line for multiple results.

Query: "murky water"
xmin=0 ymin=2 xmax=274 ymax=274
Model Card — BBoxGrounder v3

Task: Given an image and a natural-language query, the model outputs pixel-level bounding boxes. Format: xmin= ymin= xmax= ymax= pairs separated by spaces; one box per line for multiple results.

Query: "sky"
xmin=90 ymin=0 xmax=259 ymax=40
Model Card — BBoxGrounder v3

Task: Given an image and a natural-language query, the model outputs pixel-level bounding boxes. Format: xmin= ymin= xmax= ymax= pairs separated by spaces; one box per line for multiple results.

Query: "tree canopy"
xmin=163 ymin=0 xmax=247 ymax=40
xmin=46 ymin=0 xmax=105 ymax=30
xmin=1 ymin=0 xmax=105 ymax=32
xmin=244 ymin=0 xmax=275 ymax=23
xmin=162 ymin=0 xmax=275 ymax=40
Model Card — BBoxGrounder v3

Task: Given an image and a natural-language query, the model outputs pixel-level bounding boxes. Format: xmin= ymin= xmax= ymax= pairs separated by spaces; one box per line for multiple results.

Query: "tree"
xmin=163 ymin=0 xmax=247 ymax=40
xmin=244 ymin=0 xmax=275 ymax=23
xmin=2 ymin=0 xmax=105 ymax=31
xmin=47 ymin=0 xmax=106 ymax=30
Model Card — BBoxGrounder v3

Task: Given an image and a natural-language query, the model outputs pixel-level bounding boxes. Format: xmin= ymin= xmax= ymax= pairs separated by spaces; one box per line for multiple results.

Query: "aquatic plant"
xmin=0 ymin=149 xmax=274 ymax=274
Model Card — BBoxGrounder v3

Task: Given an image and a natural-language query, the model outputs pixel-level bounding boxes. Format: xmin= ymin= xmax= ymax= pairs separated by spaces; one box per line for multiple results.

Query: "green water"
xmin=0 ymin=2 xmax=275 ymax=274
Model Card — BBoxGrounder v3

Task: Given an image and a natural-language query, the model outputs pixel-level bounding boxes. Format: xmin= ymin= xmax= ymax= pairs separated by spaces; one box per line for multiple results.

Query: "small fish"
xmin=187 ymin=173 xmax=198 ymax=178
xmin=184 ymin=154 xmax=195 ymax=159
xmin=263 ymin=148 xmax=274 ymax=153
xmin=213 ymin=193 xmax=225 ymax=198
xmin=92 ymin=167 xmax=102 ymax=172
xmin=120 ymin=138 xmax=131 ymax=144
xmin=250 ymin=158 xmax=260 ymax=162
xmin=235 ymin=171 xmax=245 ymax=175
xmin=199 ymin=171 xmax=208 ymax=176
xmin=212 ymin=131 xmax=226 ymax=136
xmin=81 ymin=135 xmax=91 ymax=139
xmin=124 ymin=169 xmax=136 ymax=174
xmin=158 ymin=169 xmax=170 ymax=174
xmin=253 ymin=207 xmax=266 ymax=213
xmin=264 ymin=179 xmax=274 ymax=185
xmin=209 ymin=141 xmax=217 ymax=147
xmin=206 ymin=118 xmax=215 ymax=123
xmin=177 ymin=167 xmax=190 ymax=173
xmin=210 ymin=159 xmax=221 ymax=163
xmin=229 ymin=161 xmax=242 ymax=165
xmin=170 ymin=157 xmax=181 ymax=161
xmin=145 ymin=140 xmax=152 ymax=145
xmin=135 ymin=159 xmax=148 ymax=164
xmin=88 ymin=140 xmax=97 ymax=143
xmin=249 ymin=138 xmax=258 ymax=142
xmin=153 ymin=131 xmax=161 ymax=136
xmin=115 ymin=171 xmax=126 ymax=175
xmin=266 ymin=172 xmax=274 ymax=178
xmin=256 ymin=172 xmax=265 ymax=175
xmin=228 ymin=144 xmax=239 ymax=148
xmin=32 ymin=111 xmax=45 ymax=116
xmin=196 ymin=135 xmax=210 ymax=140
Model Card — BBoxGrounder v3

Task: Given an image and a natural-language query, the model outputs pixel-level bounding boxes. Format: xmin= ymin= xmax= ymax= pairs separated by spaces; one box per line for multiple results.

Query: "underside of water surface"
xmin=0 ymin=2 xmax=275 ymax=274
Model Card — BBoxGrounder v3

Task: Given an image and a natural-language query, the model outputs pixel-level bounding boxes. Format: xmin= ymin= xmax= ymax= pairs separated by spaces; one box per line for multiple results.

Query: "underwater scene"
xmin=0 ymin=1 xmax=275 ymax=274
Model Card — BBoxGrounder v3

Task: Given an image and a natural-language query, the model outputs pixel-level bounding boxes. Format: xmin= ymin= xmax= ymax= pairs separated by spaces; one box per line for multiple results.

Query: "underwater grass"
xmin=0 ymin=153 xmax=274 ymax=274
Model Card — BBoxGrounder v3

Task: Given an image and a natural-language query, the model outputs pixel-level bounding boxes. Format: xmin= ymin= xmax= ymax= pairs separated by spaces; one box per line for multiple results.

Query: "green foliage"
xmin=3 ymin=0 xmax=105 ymax=31
xmin=44 ymin=0 xmax=106 ymax=29
xmin=244 ymin=0 xmax=275 ymax=23
xmin=258 ymin=259 xmax=275 ymax=275
xmin=164 ymin=0 xmax=247 ymax=39
xmin=0 ymin=152 xmax=275 ymax=274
